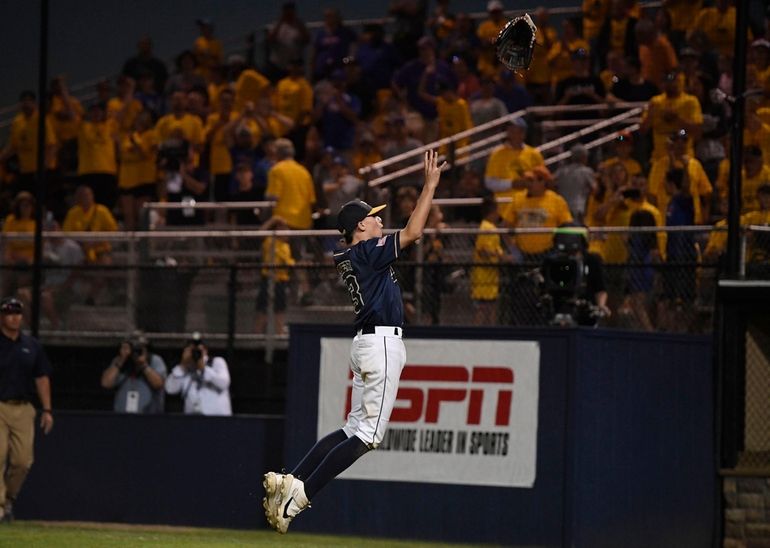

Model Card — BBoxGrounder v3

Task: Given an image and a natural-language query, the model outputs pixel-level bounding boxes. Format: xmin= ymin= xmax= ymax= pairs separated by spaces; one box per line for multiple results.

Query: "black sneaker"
xmin=3 ymin=500 xmax=14 ymax=523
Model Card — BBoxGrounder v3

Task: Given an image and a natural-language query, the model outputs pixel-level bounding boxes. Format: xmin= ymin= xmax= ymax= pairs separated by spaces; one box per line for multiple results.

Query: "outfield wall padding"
xmin=283 ymin=325 xmax=714 ymax=548
xmin=17 ymin=325 xmax=713 ymax=547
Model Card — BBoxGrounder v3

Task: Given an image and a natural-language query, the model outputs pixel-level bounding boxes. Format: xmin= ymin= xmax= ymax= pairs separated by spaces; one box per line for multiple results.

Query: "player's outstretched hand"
xmin=424 ymin=150 xmax=447 ymax=191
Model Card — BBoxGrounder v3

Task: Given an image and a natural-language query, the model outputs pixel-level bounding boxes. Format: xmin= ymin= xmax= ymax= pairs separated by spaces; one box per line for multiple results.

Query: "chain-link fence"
xmin=0 ymin=225 xmax=740 ymax=348
xmin=739 ymin=313 xmax=770 ymax=470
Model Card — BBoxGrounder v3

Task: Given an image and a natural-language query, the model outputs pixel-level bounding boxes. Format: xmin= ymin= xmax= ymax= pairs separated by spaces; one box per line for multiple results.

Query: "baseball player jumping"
xmin=263 ymin=150 xmax=446 ymax=534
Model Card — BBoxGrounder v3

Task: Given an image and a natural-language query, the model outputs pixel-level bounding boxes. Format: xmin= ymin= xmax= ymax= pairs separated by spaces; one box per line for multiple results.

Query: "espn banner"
xmin=318 ymin=338 xmax=540 ymax=488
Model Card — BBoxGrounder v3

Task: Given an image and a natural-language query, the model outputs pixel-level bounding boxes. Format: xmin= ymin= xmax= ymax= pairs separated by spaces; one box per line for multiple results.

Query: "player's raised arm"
xmin=400 ymin=150 xmax=446 ymax=249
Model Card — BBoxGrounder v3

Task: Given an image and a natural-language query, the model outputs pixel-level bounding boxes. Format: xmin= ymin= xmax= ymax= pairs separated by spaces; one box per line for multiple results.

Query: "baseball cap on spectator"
xmin=330 ymin=69 xmax=347 ymax=82
xmin=745 ymin=145 xmax=763 ymax=158
xmin=571 ymin=48 xmax=589 ymax=60
xmin=679 ymin=47 xmax=699 ymax=59
xmin=227 ymin=54 xmax=246 ymax=66
xmin=436 ymin=79 xmax=456 ymax=93
xmin=615 ymin=130 xmax=634 ymax=143
xmin=13 ymin=191 xmax=35 ymax=205
xmin=417 ymin=36 xmax=436 ymax=50
xmin=487 ymin=0 xmax=504 ymax=12
xmin=237 ymin=126 xmax=254 ymax=139
xmin=507 ymin=117 xmax=528 ymax=130
xmin=322 ymin=145 xmax=337 ymax=156
xmin=196 ymin=18 xmax=213 ymax=27
xmin=751 ymin=39 xmax=770 ymax=50
xmin=337 ymin=200 xmax=387 ymax=236
xmin=663 ymin=70 xmax=679 ymax=83
xmin=0 ymin=297 xmax=23 ymax=315
xmin=235 ymin=160 xmax=253 ymax=172
xmin=624 ymin=56 xmax=642 ymax=71
xmin=332 ymin=156 xmax=347 ymax=166
xmin=668 ymin=128 xmax=688 ymax=142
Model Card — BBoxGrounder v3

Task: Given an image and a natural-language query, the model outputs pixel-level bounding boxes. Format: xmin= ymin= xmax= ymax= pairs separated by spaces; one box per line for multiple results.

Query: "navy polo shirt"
xmin=334 ymin=232 xmax=404 ymax=332
xmin=0 ymin=332 xmax=52 ymax=401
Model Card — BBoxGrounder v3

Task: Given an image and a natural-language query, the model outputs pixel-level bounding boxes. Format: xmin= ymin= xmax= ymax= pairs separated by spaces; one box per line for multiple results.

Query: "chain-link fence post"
xmin=740 ymin=228 xmax=747 ymax=279
xmin=126 ymin=235 xmax=137 ymax=332
xmin=415 ymin=239 xmax=424 ymax=322
xmin=227 ymin=265 xmax=237 ymax=363
xmin=265 ymin=235 xmax=276 ymax=364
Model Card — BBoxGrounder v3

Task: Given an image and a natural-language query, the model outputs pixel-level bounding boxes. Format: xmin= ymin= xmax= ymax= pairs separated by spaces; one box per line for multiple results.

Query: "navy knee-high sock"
xmin=291 ymin=429 xmax=347 ymax=480
xmin=302 ymin=435 xmax=370 ymax=500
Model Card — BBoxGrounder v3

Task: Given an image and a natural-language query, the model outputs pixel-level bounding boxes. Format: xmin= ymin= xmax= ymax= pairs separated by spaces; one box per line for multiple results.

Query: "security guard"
xmin=0 ymin=297 xmax=53 ymax=522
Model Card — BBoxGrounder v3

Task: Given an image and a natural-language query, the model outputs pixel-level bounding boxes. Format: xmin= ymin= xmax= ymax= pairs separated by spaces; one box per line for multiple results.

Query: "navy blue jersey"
xmin=0 ymin=332 xmax=52 ymax=401
xmin=334 ymin=232 xmax=403 ymax=331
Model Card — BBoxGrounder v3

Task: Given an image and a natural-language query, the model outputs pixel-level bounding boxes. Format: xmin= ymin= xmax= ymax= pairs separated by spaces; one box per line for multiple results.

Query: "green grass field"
xmin=0 ymin=521 xmax=483 ymax=548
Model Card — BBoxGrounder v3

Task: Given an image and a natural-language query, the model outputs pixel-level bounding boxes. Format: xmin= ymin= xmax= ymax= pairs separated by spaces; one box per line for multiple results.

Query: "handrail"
xmin=451 ymin=122 xmax=640 ymax=170
xmin=543 ymin=123 xmax=640 ymax=165
xmin=360 ymin=101 xmax=646 ymax=179
xmin=358 ymin=108 xmax=527 ymax=176
xmin=0 ymin=225 xmax=724 ymax=242
xmin=540 ymin=118 xmax=641 ymax=129
xmin=143 ymin=201 xmax=276 ymax=210
xmin=368 ymin=105 xmax=644 ymax=187
xmin=536 ymin=107 xmax=644 ymax=154
xmin=525 ymin=101 xmax=647 ymax=114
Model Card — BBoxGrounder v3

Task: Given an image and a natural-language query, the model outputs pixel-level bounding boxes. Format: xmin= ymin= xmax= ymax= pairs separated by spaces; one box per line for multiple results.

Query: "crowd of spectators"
xmin=0 ymin=0 xmax=768 ymax=329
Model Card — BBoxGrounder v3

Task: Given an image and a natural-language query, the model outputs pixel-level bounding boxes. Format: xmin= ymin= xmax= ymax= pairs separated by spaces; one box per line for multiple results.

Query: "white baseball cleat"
xmin=262 ymin=471 xmax=285 ymax=529
xmin=274 ymin=474 xmax=310 ymax=534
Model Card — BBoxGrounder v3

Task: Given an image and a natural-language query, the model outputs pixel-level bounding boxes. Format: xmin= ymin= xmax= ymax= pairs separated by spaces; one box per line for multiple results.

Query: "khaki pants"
xmin=0 ymin=401 xmax=35 ymax=507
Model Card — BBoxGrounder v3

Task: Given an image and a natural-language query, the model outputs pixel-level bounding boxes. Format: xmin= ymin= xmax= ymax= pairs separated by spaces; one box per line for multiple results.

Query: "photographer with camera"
xmin=539 ymin=224 xmax=611 ymax=327
xmin=101 ymin=332 xmax=167 ymax=414
xmin=165 ymin=333 xmax=231 ymax=416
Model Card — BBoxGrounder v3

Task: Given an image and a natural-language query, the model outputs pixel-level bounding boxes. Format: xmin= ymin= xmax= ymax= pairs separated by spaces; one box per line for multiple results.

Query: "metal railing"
xmin=362 ymin=102 xmax=646 ymax=187
xmin=0 ymin=223 xmax=747 ymax=355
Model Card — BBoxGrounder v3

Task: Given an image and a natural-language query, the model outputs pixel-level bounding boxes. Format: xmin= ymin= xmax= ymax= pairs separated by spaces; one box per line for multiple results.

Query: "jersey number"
xmin=343 ymin=274 xmax=364 ymax=314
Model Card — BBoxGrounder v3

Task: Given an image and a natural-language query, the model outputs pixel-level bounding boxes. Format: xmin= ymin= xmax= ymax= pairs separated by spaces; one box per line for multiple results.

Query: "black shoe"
xmin=1 ymin=503 xmax=13 ymax=523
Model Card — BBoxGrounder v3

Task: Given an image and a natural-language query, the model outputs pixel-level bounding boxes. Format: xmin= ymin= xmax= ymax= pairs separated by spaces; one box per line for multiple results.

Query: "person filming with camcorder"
xmin=165 ymin=332 xmax=232 ymax=416
xmin=101 ymin=331 xmax=167 ymax=413
xmin=538 ymin=224 xmax=611 ymax=327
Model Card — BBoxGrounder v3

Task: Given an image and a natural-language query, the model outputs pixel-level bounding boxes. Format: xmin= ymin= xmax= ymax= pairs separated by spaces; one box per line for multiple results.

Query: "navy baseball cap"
xmin=337 ymin=200 xmax=387 ymax=236
xmin=668 ymin=128 xmax=688 ymax=142
xmin=0 ymin=297 xmax=23 ymax=314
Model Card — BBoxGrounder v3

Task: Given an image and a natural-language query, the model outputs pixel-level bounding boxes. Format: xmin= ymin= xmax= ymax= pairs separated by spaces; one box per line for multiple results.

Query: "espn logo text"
xmin=345 ymin=365 xmax=514 ymax=426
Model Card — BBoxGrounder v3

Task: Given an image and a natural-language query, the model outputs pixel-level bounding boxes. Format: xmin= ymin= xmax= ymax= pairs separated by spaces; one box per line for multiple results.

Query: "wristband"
xmin=42 ymin=409 xmax=53 ymax=415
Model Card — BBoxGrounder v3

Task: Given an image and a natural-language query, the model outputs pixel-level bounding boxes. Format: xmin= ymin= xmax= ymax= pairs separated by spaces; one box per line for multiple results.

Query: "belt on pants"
xmin=357 ymin=325 xmax=403 ymax=337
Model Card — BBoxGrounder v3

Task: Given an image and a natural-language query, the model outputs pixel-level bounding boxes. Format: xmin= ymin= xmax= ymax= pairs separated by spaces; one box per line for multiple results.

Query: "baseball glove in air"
xmin=495 ymin=13 xmax=537 ymax=72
